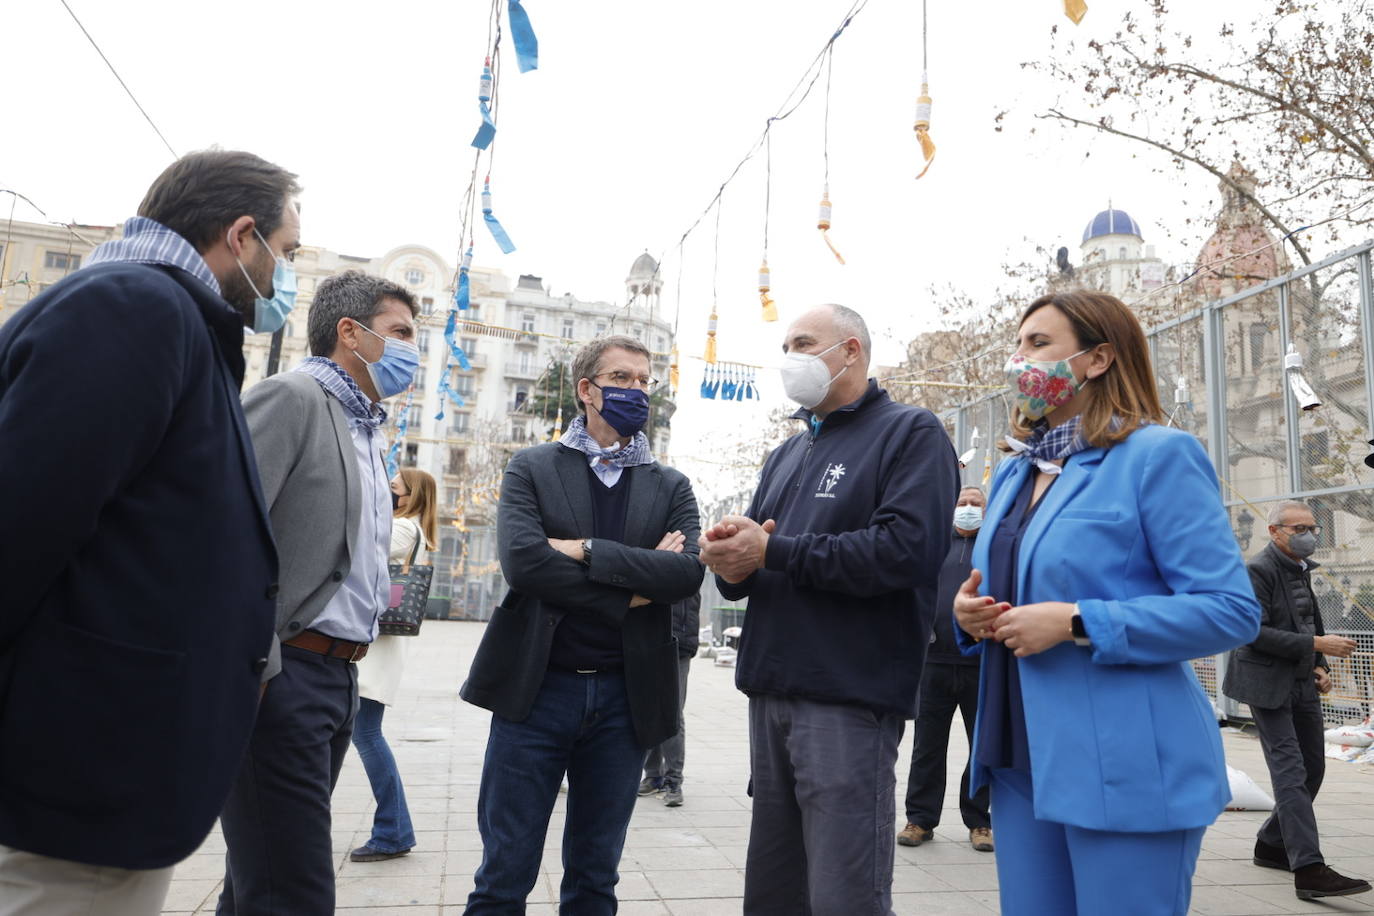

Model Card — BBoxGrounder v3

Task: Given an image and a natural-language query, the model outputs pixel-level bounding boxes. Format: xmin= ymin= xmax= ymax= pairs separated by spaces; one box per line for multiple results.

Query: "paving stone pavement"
xmin=166 ymin=620 xmax=1374 ymax=915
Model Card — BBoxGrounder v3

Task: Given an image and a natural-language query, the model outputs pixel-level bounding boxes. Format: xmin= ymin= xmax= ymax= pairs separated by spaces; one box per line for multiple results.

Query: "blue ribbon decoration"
xmin=455 ymin=247 xmax=473 ymax=310
xmin=507 ymin=0 xmax=539 ymax=73
xmin=472 ymin=62 xmax=496 ymax=150
xmin=482 ymin=177 xmax=516 ymax=254
xmin=385 ymin=385 xmax=417 ymax=477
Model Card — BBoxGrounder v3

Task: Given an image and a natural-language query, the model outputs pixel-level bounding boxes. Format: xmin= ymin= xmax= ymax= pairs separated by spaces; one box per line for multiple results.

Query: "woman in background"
xmin=350 ymin=468 xmax=439 ymax=862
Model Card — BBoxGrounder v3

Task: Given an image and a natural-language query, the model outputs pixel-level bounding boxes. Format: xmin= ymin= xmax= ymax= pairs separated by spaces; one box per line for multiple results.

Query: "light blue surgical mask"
xmin=355 ymin=321 xmax=420 ymax=400
xmin=953 ymin=505 xmax=984 ymax=531
xmin=231 ymin=226 xmax=298 ymax=334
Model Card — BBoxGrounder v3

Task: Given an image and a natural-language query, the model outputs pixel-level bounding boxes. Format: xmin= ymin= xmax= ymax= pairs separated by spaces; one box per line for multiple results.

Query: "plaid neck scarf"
xmin=559 ymin=415 xmax=655 ymax=468
xmin=1004 ymin=416 xmax=1089 ymax=476
xmin=294 ymin=357 xmax=386 ymax=430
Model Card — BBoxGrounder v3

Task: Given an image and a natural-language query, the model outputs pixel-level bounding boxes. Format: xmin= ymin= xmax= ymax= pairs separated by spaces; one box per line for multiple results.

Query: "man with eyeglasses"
xmin=1223 ymin=500 xmax=1370 ymax=900
xmin=461 ymin=335 xmax=704 ymax=913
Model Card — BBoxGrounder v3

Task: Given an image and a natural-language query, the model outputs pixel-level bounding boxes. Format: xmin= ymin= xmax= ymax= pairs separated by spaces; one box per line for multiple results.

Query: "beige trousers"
xmin=0 ymin=844 xmax=174 ymax=916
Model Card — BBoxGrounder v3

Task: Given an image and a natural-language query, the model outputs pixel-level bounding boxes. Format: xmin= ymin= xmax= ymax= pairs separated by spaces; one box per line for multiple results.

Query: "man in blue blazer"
xmin=0 ymin=151 xmax=300 ymax=914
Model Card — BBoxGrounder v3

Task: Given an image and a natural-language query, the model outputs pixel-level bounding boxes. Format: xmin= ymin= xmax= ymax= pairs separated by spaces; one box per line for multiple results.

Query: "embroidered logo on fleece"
xmin=815 ymin=462 xmax=846 ymax=498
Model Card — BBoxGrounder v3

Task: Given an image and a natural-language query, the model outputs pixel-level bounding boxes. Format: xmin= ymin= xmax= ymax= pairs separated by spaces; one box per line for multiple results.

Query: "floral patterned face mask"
xmin=1005 ymin=349 xmax=1089 ymax=420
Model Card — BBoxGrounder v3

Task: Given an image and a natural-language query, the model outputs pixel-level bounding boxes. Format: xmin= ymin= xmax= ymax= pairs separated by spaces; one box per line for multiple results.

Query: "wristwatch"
xmin=1070 ymin=604 xmax=1091 ymax=647
xmin=580 ymin=538 xmax=593 ymax=566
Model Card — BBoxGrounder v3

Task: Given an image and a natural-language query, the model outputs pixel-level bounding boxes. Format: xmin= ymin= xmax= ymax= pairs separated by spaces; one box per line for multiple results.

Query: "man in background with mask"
xmin=217 ymin=270 xmax=419 ymax=915
xmin=699 ymin=304 xmax=959 ymax=915
xmin=1223 ymin=500 xmax=1369 ymax=899
xmin=461 ymin=335 xmax=704 ymax=913
xmin=0 ymin=150 xmax=295 ymax=915
xmin=898 ymin=486 xmax=993 ymax=854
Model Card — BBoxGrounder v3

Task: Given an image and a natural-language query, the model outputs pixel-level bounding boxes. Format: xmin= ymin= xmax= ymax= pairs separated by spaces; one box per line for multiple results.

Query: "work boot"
xmin=1294 ymin=864 xmax=1372 ymax=900
xmin=969 ymin=827 xmax=994 ymax=852
xmin=637 ymin=776 xmax=663 ymax=796
xmin=897 ymin=823 xmax=934 ymax=847
xmin=1253 ymin=838 xmax=1289 ymax=871
xmin=663 ymin=781 xmax=683 ymax=807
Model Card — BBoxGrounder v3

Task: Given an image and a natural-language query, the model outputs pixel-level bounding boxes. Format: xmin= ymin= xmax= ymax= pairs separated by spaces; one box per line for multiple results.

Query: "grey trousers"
xmin=644 ymin=655 xmax=692 ymax=784
xmin=1252 ymin=677 xmax=1326 ymax=869
xmin=0 ymin=844 xmax=173 ymax=916
xmin=743 ymin=694 xmax=904 ymax=916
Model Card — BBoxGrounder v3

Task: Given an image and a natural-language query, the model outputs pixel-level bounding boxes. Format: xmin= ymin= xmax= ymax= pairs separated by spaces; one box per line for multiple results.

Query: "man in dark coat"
xmin=461 ymin=335 xmax=704 ymax=914
xmin=0 ymin=150 xmax=300 ymax=914
xmin=1223 ymin=500 xmax=1370 ymax=900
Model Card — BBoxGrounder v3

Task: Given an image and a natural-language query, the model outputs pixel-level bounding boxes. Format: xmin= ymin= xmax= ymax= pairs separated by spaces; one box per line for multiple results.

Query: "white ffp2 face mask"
xmin=780 ymin=340 xmax=847 ymax=409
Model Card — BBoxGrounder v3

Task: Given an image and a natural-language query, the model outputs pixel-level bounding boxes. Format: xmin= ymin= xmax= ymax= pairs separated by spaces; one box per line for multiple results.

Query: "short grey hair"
xmin=824 ymin=303 xmax=871 ymax=361
xmin=959 ymin=485 xmax=985 ymax=497
xmin=571 ymin=334 xmax=651 ymax=415
xmin=308 ymin=270 xmax=417 ymax=357
xmin=1267 ymin=500 xmax=1311 ymax=526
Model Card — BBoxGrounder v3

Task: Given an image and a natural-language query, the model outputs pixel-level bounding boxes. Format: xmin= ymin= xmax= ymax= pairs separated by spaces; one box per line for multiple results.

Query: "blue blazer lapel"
xmin=1015 ymin=447 xmax=1106 ymax=601
xmin=554 ymin=445 xmax=595 ymax=537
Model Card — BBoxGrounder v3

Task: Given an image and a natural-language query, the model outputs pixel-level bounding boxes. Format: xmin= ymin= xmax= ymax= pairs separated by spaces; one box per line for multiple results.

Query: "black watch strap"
xmin=1071 ymin=606 xmax=1091 ymax=647
xmin=580 ymin=538 xmax=593 ymax=566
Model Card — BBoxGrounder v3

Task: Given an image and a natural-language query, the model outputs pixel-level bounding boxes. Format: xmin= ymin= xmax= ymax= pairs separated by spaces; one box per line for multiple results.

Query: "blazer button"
xmin=266 ymin=583 xmax=280 ymax=599
xmin=332 ymin=571 xmax=344 ymax=582
xmin=287 ymin=621 xmax=302 ymax=632
xmin=547 ymin=617 xmax=557 ymax=627
xmin=252 ymin=657 xmax=268 ymax=674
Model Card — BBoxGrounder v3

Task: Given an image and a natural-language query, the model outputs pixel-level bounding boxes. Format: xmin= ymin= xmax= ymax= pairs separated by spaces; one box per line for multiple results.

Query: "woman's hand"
xmin=994 ymin=601 xmax=1077 ymax=658
xmin=954 ymin=569 xmax=1010 ymax=641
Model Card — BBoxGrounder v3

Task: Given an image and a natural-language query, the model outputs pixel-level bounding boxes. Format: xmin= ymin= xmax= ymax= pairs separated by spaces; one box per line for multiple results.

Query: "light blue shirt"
xmin=306 ymin=409 xmax=391 ymax=643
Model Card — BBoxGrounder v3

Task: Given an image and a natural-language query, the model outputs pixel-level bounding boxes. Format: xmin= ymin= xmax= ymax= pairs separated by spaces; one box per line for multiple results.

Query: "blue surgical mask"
xmin=591 ymin=383 xmax=650 ymax=438
xmin=231 ymin=227 xmax=298 ymax=334
xmin=355 ymin=322 xmax=420 ymax=399
xmin=953 ymin=505 xmax=984 ymax=531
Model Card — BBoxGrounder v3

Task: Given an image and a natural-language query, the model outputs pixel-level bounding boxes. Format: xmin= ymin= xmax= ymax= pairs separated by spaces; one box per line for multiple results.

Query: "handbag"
xmin=379 ymin=522 xmax=434 ymax=636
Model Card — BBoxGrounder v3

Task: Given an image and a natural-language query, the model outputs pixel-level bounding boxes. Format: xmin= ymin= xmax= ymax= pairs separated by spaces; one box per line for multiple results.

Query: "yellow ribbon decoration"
xmin=817 ymin=189 xmax=845 ymax=265
xmin=1064 ymin=0 xmax=1087 ymax=24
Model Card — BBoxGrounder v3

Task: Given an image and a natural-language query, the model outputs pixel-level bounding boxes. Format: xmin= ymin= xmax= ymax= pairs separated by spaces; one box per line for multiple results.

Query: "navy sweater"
xmin=719 ymin=381 xmax=959 ymax=716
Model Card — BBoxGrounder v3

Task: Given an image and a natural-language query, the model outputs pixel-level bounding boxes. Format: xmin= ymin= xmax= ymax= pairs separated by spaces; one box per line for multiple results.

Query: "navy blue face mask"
xmin=590 ymin=383 xmax=650 ymax=437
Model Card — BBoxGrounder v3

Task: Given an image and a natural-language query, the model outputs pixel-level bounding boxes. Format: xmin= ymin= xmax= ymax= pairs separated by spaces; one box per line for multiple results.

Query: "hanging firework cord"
xmin=473 ymin=58 xmax=497 ymax=149
xmin=759 ymin=125 xmax=778 ymax=321
xmin=481 ymin=175 xmax=516 ymax=254
xmin=817 ymin=47 xmax=845 ymax=265
xmin=704 ymin=198 xmax=721 ymax=364
xmin=913 ymin=0 xmax=936 ymax=179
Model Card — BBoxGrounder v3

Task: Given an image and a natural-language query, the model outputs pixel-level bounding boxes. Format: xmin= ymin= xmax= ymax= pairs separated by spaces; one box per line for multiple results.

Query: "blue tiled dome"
xmin=1082 ymin=209 xmax=1143 ymax=243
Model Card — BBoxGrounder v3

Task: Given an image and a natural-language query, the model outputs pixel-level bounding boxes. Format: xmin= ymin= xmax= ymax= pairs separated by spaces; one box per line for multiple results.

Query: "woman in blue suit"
xmin=953 ymin=291 xmax=1261 ymax=915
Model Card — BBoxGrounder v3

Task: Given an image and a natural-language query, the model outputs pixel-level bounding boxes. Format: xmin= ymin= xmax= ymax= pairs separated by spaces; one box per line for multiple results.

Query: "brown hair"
xmin=138 ymin=149 xmax=301 ymax=252
xmin=395 ymin=468 xmax=439 ymax=550
xmin=1004 ymin=290 xmax=1164 ymax=449
xmin=570 ymin=335 xmax=652 ymax=415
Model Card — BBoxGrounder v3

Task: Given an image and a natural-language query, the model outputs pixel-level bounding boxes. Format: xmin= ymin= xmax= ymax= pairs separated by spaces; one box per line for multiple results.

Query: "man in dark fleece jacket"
xmin=700 ymin=304 xmax=958 ymax=916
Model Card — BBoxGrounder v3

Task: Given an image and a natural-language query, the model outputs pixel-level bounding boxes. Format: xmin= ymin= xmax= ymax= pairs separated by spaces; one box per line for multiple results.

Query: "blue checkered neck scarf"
xmin=1004 ymin=415 xmax=1089 ymax=476
xmin=559 ymin=415 xmax=655 ymax=468
xmin=294 ymin=357 xmax=386 ymax=430
xmin=84 ymin=216 xmax=221 ymax=296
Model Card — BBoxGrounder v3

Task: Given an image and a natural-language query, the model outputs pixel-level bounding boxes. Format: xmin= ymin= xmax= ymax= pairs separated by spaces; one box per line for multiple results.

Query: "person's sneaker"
xmin=1253 ymin=838 xmax=1289 ymax=871
xmin=1294 ymin=864 xmax=1372 ymax=899
xmin=637 ymin=776 xmax=663 ymax=796
xmin=969 ymin=827 xmax=994 ymax=852
xmin=663 ymin=781 xmax=684 ymax=807
xmin=350 ymin=845 xmax=411 ymax=862
xmin=897 ymin=823 xmax=934 ymax=847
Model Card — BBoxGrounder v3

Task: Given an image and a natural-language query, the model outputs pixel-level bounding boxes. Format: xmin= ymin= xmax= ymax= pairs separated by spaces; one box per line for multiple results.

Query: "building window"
xmin=562 ymin=318 xmax=575 ymax=339
xmin=595 ymin=321 xmax=607 ymax=337
xmin=417 ymin=329 xmax=431 ymax=350
xmin=414 ymin=367 xmax=427 ymax=389
xmin=518 ymin=351 xmax=533 ymax=373
xmin=44 ymin=251 xmax=80 ymax=271
xmin=420 ymin=296 xmax=434 ymax=316
xmin=1118 ymin=247 xmax=1128 ymax=260
xmin=656 ymin=334 xmax=666 ymax=353
xmin=511 ymin=424 xmax=527 ymax=442
xmin=521 ymin=313 xmax=536 ymax=333
xmin=447 ymin=447 xmax=467 ymax=475
xmin=456 ymin=374 xmax=476 ymax=397
xmin=403 ymin=443 xmax=419 ymax=467
xmin=451 ymin=412 xmax=470 ymax=434
xmin=408 ymin=405 xmax=422 ymax=428
xmin=513 ymin=387 xmax=528 ymax=410
xmin=406 ymin=268 xmax=425 ymax=286
xmin=461 ymin=336 xmax=478 ymax=355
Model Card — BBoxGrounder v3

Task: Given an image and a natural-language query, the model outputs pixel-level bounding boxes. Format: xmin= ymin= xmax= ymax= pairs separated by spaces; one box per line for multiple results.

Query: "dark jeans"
xmin=1253 ymin=677 xmax=1327 ymax=869
xmin=643 ymin=655 xmax=692 ymax=785
xmin=352 ymin=697 xmax=416 ymax=854
xmin=217 ymin=645 xmax=358 ymax=916
xmin=466 ymin=669 xmax=644 ymax=915
xmin=904 ymin=663 xmax=989 ymax=830
xmin=743 ymin=694 xmax=905 ymax=916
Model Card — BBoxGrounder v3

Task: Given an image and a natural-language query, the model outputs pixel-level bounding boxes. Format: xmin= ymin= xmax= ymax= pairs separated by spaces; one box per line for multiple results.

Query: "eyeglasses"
xmin=594 ymin=371 xmax=661 ymax=393
xmin=1279 ymin=524 xmax=1322 ymax=536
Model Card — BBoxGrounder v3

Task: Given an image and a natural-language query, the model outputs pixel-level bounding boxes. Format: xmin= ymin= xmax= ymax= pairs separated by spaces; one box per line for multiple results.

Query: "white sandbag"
xmin=1225 ymin=765 xmax=1275 ymax=811
xmin=1324 ymin=725 xmax=1374 ymax=747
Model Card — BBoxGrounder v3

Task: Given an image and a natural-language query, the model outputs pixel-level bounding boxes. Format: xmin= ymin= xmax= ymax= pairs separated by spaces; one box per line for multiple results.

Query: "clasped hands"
xmin=953 ymin=568 xmax=1077 ymax=658
xmin=697 ymin=516 xmax=776 ymax=584
xmin=548 ymin=530 xmax=686 ymax=607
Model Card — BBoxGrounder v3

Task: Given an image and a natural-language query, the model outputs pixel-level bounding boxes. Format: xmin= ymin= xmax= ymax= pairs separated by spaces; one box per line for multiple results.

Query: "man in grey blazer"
xmin=1223 ymin=500 xmax=1368 ymax=900
xmin=461 ymin=335 xmax=704 ymax=914
xmin=217 ymin=271 xmax=420 ymax=915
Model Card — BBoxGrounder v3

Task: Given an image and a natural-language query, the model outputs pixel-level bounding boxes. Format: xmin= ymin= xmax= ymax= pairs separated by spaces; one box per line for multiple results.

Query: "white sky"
xmin=1 ymin=0 xmax=1331 ymax=501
